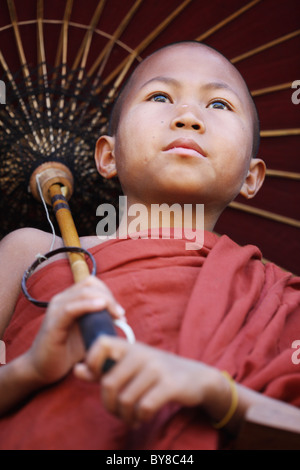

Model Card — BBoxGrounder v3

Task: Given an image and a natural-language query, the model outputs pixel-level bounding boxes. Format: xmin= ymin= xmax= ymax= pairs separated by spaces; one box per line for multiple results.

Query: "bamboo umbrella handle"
xmin=30 ymin=163 xmax=117 ymax=370
xmin=49 ymin=183 xmax=117 ymax=356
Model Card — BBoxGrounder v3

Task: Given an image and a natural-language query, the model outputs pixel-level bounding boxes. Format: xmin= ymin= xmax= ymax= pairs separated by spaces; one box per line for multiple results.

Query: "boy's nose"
xmin=170 ymin=108 xmax=205 ymax=133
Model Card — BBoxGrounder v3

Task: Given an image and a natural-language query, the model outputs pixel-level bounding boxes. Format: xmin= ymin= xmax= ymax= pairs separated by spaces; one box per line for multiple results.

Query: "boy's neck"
xmin=116 ymin=196 xmax=219 ymax=237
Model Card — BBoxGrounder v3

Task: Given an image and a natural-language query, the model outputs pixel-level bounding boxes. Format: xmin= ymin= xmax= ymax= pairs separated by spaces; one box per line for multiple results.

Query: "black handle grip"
xmin=78 ymin=309 xmax=117 ymax=372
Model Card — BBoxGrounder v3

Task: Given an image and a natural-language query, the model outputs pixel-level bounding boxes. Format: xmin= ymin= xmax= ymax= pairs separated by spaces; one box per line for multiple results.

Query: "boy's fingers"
xmin=47 ymin=276 xmax=125 ymax=328
xmin=73 ymin=362 xmax=95 ymax=382
xmin=116 ymin=370 xmax=157 ymax=424
xmin=135 ymin=383 xmax=171 ymax=423
xmin=85 ymin=336 xmax=129 ymax=378
xmin=73 ymin=333 xmax=133 ymax=390
xmin=101 ymin=296 xmax=125 ymax=319
xmin=101 ymin=353 xmax=145 ymax=414
xmin=74 ymin=276 xmax=126 ymax=319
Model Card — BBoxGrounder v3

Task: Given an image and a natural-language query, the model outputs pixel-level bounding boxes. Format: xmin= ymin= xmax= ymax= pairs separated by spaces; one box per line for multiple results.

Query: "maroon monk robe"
xmin=0 ymin=231 xmax=299 ymax=450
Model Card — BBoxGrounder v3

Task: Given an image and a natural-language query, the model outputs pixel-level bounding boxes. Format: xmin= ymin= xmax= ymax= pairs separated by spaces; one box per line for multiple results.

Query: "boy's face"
xmin=99 ymin=44 xmax=263 ymax=213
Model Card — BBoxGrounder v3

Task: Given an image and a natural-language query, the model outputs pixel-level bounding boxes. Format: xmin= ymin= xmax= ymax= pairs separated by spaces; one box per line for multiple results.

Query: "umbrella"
xmin=0 ymin=0 xmax=299 ymax=275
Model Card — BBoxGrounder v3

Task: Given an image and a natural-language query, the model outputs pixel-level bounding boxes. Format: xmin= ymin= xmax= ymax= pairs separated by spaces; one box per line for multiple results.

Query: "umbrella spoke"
xmin=6 ymin=0 xmax=48 ymax=149
xmin=102 ymin=0 xmax=193 ymax=87
xmin=261 ymin=129 xmax=300 ymax=137
xmin=71 ymin=0 xmax=107 ymax=74
xmin=265 ymin=170 xmax=300 ymax=180
xmin=0 ymin=52 xmax=43 ymax=151
xmin=195 ymin=0 xmax=261 ymax=42
xmin=231 ymin=29 xmax=300 ymax=64
xmin=251 ymin=82 xmax=294 ymax=97
xmin=88 ymin=0 xmax=143 ymax=79
xmin=229 ymin=201 xmax=300 ymax=229
xmin=37 ymin=0 xmax=55 ymax=154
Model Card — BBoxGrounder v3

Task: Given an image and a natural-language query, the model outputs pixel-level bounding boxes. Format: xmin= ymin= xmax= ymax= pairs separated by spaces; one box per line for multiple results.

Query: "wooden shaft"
xmin=48 ymin=184 xmax=90 ymax=283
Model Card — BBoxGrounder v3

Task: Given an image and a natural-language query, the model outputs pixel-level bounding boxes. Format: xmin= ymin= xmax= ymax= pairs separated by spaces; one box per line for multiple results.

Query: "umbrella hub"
xmin=29 ymin=161 xmax=74 ymax=206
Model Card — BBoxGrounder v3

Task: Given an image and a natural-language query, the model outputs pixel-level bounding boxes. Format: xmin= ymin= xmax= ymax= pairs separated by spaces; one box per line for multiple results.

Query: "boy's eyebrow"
xmin=139 ymin=77 xmax=243 ymax=103
xmin=139 ymin=76 xmax=180 ymax=90
xmin=201 ymin=82 xmax=243 ymax=102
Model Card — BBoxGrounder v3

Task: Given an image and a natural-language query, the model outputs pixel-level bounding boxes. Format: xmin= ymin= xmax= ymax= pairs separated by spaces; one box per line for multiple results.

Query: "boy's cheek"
xmin=214 ymin=125 xmax=252 ymax=162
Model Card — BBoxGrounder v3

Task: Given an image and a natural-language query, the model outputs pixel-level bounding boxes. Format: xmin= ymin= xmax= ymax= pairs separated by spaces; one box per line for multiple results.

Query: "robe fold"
xmin=0 ymin=231 xmax=299 ymax=450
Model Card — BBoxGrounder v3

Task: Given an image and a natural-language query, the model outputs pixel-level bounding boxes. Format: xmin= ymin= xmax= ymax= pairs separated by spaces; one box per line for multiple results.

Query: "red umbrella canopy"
xmin=0 ymin=0 xmax=299 ymax=274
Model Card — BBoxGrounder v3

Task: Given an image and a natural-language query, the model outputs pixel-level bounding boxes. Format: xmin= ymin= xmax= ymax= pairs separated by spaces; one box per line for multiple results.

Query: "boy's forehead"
xmin=127 ymin=43 xmax=250 ymax=105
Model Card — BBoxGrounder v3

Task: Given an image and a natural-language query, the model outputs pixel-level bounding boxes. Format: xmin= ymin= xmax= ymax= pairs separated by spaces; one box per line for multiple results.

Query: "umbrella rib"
xmin=0 ymin=101 xmax=36 ymax=150
xmin=60 ymin=0 xmax=107 ymax=131
xmin=195 ymin=0 xmax=261 ymax=42
xmin=95 ymin=52 xmax=137 ymax=102
xmin=0 ymin=102 xmax=28 ymax=137
xmin=229 ymin=202 xmax=300 ymax=228
xmin=251 ymin=82 xmax=294 ymax=97
xmin=266 ymin=170 xmax=300 ymax=181
xmin=261 ymin=129 xmax=300 ymax=137
xmin=37 ymin=0 xmax=55 ymax=154
xmin=231 ymin=29 xmax=300 ymax=64
xmin=75 ymin=0 xmax=143 ymax=126
xmin=71 ymin=0 xmax=107 ymax=73
xmin=0 ymin=50 xmax=41 ymax=151
xmin=63 ymin=0 xmax=136 ymax=127
xmin=6 ymin=0 xmax=48 ymax=153
xmin=54 ymin=0 xmax=73 ymax=71
xmin=52 ymin=0 xmax=73 ymax=153
xmin=102 ymin=0 xmax=193 ymax=87
xmin=6 ymin=0 xmax=28 ymax=73
xmin=0 ymin=58 xmax=26 ymax=131
xmin=87 ymin=0 xmax=143 ymax=78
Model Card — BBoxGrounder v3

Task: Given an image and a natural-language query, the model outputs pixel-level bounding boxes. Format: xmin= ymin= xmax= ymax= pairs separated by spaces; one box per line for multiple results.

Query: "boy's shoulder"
xmin=0 ymin=228 xmax=64 ymax=337
xmin=0 ymin=228 xmax=105 ymax=270
xmin=0 ymin=228 xmax=66 ymax=275
xmin=0 ymin=227 xmax=61 ymax=257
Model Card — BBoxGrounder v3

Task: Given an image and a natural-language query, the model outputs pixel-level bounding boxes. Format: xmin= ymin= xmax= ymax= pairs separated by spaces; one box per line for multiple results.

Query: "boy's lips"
xmin=163 ymin=138 xmax=207 ymax=159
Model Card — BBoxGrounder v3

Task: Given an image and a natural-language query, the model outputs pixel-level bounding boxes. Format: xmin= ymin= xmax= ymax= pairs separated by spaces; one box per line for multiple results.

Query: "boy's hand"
xmin=24 ymin=276 xmax=125 ymax=386
xmin=74 ymin=336 xmax=220 ymax=426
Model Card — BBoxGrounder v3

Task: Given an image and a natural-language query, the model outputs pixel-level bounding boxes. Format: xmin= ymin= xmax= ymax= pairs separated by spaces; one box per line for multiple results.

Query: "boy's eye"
xmin=148 ymin=93 xmax=172 ymax=103
xmin=207 ymin=100 xmax=232 ymax=111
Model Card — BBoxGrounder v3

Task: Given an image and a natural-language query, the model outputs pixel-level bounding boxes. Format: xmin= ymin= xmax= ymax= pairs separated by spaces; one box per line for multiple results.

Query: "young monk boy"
xmin=0 ymin=41 xmax=299 ymax=450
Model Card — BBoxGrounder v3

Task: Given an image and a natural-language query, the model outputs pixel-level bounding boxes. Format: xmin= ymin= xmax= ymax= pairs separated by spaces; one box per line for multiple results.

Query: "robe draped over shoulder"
xmin=0 ymin=231 xmax=299 ymax=449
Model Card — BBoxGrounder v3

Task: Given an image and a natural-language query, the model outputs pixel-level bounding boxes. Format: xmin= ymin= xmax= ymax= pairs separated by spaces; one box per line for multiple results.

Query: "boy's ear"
xmin=239 ymin=158 xmax=266 ymax=199
xmin=95 ymin=135 xmax=117 ymax=179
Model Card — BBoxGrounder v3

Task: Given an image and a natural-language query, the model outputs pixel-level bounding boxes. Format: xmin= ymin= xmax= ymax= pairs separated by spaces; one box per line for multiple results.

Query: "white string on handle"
xmin=114 ymin=319 xmax=136 ymax=344
xmin=35 ymin=173 xmax=56 ymax=256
